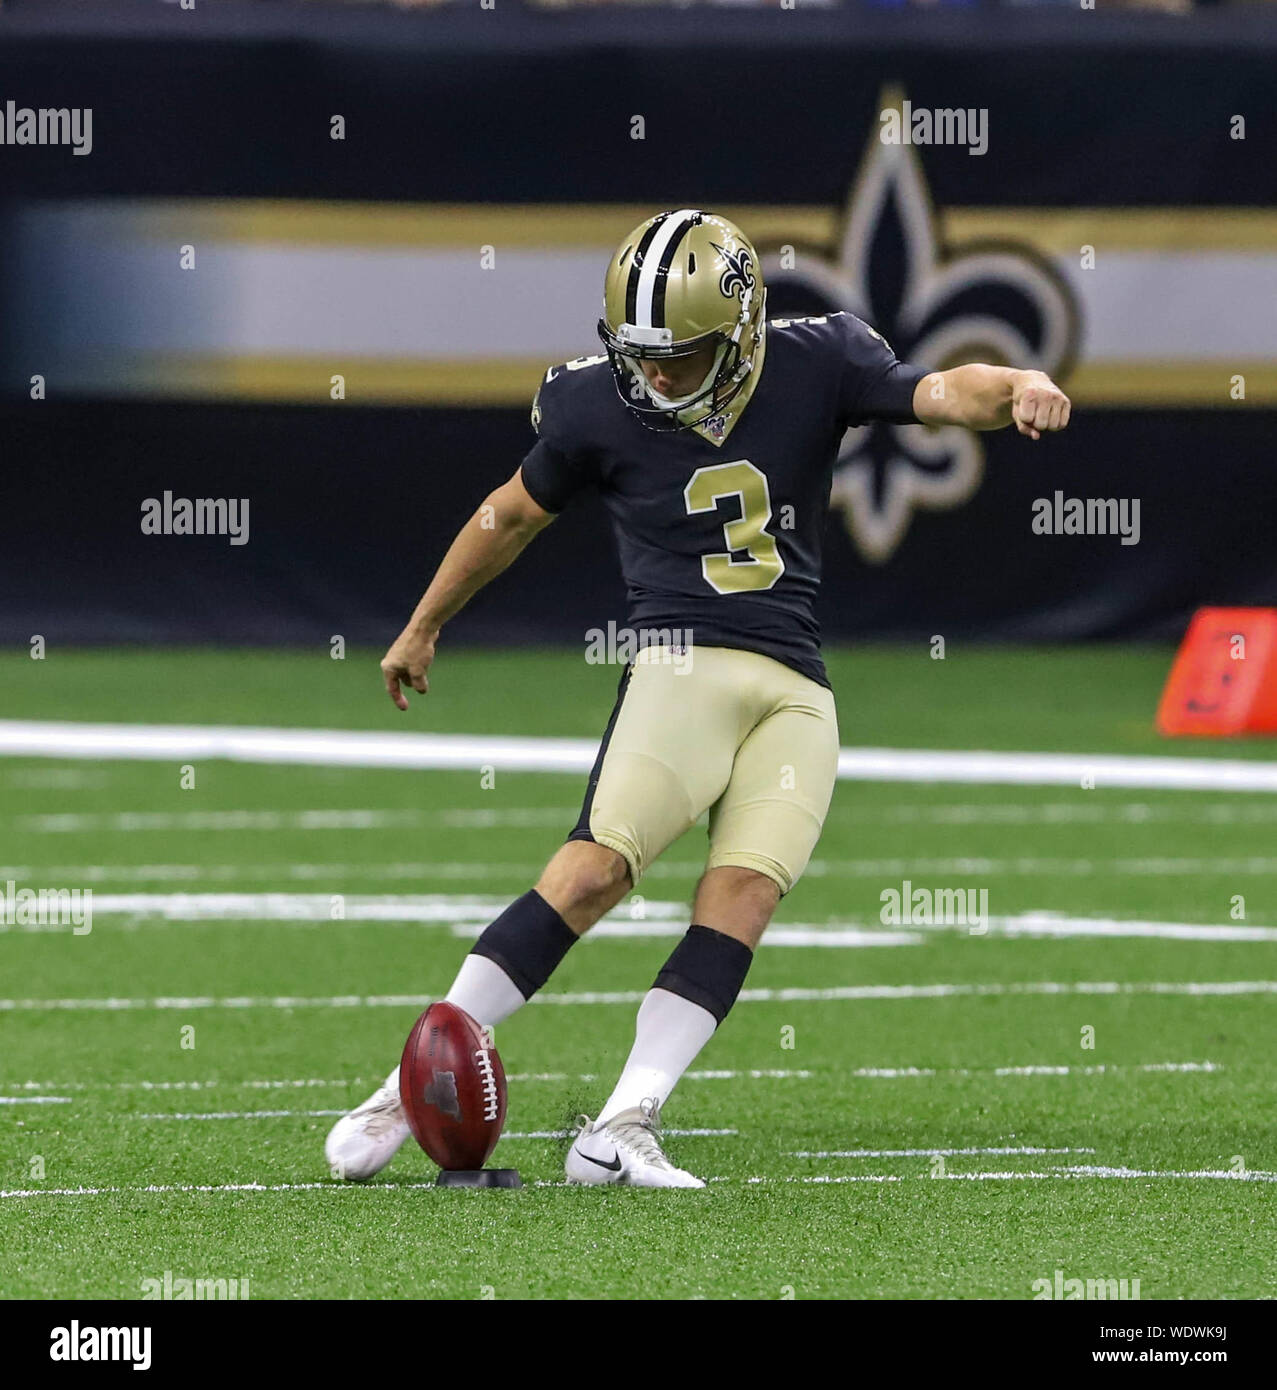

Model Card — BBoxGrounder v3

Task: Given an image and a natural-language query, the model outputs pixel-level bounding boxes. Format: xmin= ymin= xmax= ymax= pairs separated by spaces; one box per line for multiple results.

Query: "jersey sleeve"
xmin=831 ymin=312 xmax=926 ymax=427
xmin=519 ymin=366 xmax=601 ymax=514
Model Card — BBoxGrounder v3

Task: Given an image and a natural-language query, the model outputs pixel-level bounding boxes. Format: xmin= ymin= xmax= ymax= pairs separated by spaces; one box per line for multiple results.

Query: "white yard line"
xmin=127 ymin=1111 xmax=736 ymax=1135
xmin=0 ymin=894 xmax=924 ymax=947
xmin=841 ymin=803 xmax=1277 ymax=826
xmin=3 ymin=1078 xmax=366 ymax=1092
xmin=807 ymin=856 xmax=1277 ymax=877
xmin=1 ymin=768 xmax=109 ymax=790
xmin=1 ymin=1070 xmax=815 ymax=1093
xmin=6 ymin=855 xmax=1277 ymax=883
xmin=457 ymin=920 xmax=924 ymax=947
xmin=13 ymin=803 xmax=1277 ymax=836
xmin=847 ymin=1061 xmax=1221 ymax=1079
xmin=0 ymin=1182 xmax=443 ymax=1200
xmin=15 ymin=892 xmax=682 ymax=923
xmin=1 ymin=1063 xmax=1216 ymax=1094
xmin=744 ymin=1169 xmax=1277 ymax=1184
xmin=9 ymin=809 xmax=573 ymax=835
xmin=792 ymin=1146 xmax=1097 ymax=1158
xmin=905 ymin=914 xmax=1277 ymax=943
xmin=136 ymin=1109 xmax=347 ymax=1120
xmin=1060 ymin=1164 xmax=1273 ymax=1180
xmin=3 ymin=720 xmax=1276 ymax=792
xmin=501 ymin=1127 xmax=735 ymax=1139
xmin=125 ymin=1112 xmax=734 ymax=1137
xmin=4 ymin=891 xmax=1271 ymax=945
xmin=0 ymin=862 xmax=545 ymax=883
xmin=730 ymin=981 xmax=1277 ymax=1002
xmin=747 ymin=1174 xmax=906 ymax=1184
xmin=992 ymin=1061 xmax=1221 ymax=1076
xmin=3 ymin=982 xmax=1274 ymax=1011
xmin=687 ymin=1068 xmax=813 ymax=1079
xmin=6 ymin=1165 xmax=1276 ymax=1200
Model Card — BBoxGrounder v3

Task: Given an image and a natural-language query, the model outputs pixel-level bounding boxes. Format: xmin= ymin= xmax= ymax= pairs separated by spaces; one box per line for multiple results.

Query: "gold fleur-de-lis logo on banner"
xmin=763 ymin=87 xmax=1078 ymax=562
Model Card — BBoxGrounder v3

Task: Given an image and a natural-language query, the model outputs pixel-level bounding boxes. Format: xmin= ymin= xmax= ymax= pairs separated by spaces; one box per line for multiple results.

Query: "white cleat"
xmin=324 ymin=1068 xmax=410 ymax=1181
xmin=565 ymin=1098 xmax=705 ymax=1189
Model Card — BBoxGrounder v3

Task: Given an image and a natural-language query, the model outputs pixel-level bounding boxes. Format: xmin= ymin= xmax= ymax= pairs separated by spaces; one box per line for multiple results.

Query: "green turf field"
xmin=2 ymin=646 xmax=1275 ymax=1300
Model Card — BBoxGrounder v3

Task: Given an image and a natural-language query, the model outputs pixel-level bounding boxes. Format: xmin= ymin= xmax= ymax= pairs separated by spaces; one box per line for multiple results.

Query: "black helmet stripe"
xmin=632 ymin=208 xmax=700 ymax=330
xmin=649 ymin=214 xmax=698 ymax=330
xmin=624 ymin=211 xmax=672 ymax=328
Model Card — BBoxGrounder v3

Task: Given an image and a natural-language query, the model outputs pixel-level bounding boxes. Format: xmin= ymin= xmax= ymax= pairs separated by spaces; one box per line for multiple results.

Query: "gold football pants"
xmin=569 ymin=645 xmax=839 ymax=894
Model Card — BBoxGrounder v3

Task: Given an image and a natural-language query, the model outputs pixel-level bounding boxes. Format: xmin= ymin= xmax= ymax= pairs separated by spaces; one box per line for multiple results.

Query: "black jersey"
xmin=519 ymin=312 xmax=925 ymax=688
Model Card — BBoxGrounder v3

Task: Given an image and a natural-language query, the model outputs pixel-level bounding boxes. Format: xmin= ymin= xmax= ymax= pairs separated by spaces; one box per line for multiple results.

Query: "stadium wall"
xmin=2 ymin=4 xmax=1274 ymax=645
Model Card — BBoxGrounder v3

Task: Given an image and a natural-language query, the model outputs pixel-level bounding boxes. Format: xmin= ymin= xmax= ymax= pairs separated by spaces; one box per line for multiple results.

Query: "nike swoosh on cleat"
xmin=580 ymin=1148 xmax=622 ymax=1173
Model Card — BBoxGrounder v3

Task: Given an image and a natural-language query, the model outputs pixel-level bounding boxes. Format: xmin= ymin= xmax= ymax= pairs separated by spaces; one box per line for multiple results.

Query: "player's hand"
xmin=1011 ymin=373 xmax=1071 ymax=440
xmin=381 ymin=627 xmax=437 ymax=711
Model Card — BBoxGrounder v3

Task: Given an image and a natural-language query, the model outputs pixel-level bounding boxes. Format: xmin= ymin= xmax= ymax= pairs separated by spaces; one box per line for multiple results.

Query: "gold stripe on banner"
xmin=127 ymin=201 xmax=838 ymax=250
xmin=118 ymin=355 xmax=1276 ymax=408
xmin=941 ymin=208 xmax=1277 ymax=255
xmin=1067 ymin=362 xmax=1275 ymax=407
xmin=121 ymin=199 xmax=1277 ymax=255
xmin=76 ymin=200 xmax=1276 ymax=408
xmin=122 ymin=356 xmax=550 ymax=405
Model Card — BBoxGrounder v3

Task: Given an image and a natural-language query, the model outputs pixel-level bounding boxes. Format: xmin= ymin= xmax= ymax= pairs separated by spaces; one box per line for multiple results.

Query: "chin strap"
xmin=677 ymin=318 xmax=764 ymax=424
xmin=645 ymin=342 xmax=730 ymax=412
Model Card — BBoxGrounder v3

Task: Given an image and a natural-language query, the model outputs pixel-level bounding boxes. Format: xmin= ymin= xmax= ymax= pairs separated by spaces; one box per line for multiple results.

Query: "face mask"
xmin=637 ymin=344 xmax=729 ymax=412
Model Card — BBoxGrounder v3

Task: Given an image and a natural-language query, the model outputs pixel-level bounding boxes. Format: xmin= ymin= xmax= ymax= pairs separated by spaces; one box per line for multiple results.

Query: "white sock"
xmin=597 ymin=988 xmax=717 ymax=1125
xmin=384 ymin=954 xmax=528 ymax=1093
xmin=445 ymin=952 xmax=529 ymax=1029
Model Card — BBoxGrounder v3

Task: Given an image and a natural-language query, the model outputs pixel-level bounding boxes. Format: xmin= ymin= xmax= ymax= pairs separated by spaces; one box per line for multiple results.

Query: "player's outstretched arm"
xmin=913 ymin=365 xmax=1071 ymax=440
xmin=380 ymin=467 xmax=555 ymax=710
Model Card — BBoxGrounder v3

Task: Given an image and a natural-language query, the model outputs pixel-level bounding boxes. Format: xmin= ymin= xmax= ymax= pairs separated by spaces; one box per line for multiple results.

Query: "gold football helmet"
xmin=597 ymin=209 xmax=766 ymax=431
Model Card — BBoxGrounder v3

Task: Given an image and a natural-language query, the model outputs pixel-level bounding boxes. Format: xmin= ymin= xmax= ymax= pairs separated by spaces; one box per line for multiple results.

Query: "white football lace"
xmin=608 ymin=1098 xmax=671 ymax=1169
xmin=362 ymin=1087 xmax=404 ymax=1138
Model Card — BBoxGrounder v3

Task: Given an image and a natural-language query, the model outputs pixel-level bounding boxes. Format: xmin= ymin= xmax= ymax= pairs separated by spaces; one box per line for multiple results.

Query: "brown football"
xmin=399 ymin=1001 xmax=508 ymax=1170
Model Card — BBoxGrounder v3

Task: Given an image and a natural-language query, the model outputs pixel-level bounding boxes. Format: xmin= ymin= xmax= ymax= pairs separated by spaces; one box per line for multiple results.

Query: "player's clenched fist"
xmin=381 ymin=627 xmax=437 ymax=710
xmin=1011 ymin=372 xmax=1071 ymax=441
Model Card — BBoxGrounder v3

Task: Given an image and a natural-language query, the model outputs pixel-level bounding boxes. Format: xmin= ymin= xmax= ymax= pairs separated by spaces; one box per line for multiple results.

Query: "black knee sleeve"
xmin=653 ymin=924 xmax=754 ymax=1025
xmin=470 ymin=889 xmax=578 ymax=999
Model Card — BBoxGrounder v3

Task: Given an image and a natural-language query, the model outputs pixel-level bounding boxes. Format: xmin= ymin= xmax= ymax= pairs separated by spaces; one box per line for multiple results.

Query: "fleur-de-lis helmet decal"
xmin=763 ymin=87 xmax=1079 ymax=562
xmin=711 ymin=241 xmax=757 ymax=304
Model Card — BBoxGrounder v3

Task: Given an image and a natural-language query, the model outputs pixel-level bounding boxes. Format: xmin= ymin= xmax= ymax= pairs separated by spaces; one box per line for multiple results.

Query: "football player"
xmin=326 ymin=209 xmax=1070 ymax=1187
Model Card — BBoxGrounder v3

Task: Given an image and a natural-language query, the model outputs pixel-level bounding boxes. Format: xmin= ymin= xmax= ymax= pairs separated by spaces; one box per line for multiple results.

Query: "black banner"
xmin=1 ymin=4 xmax=1274 ymax=647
